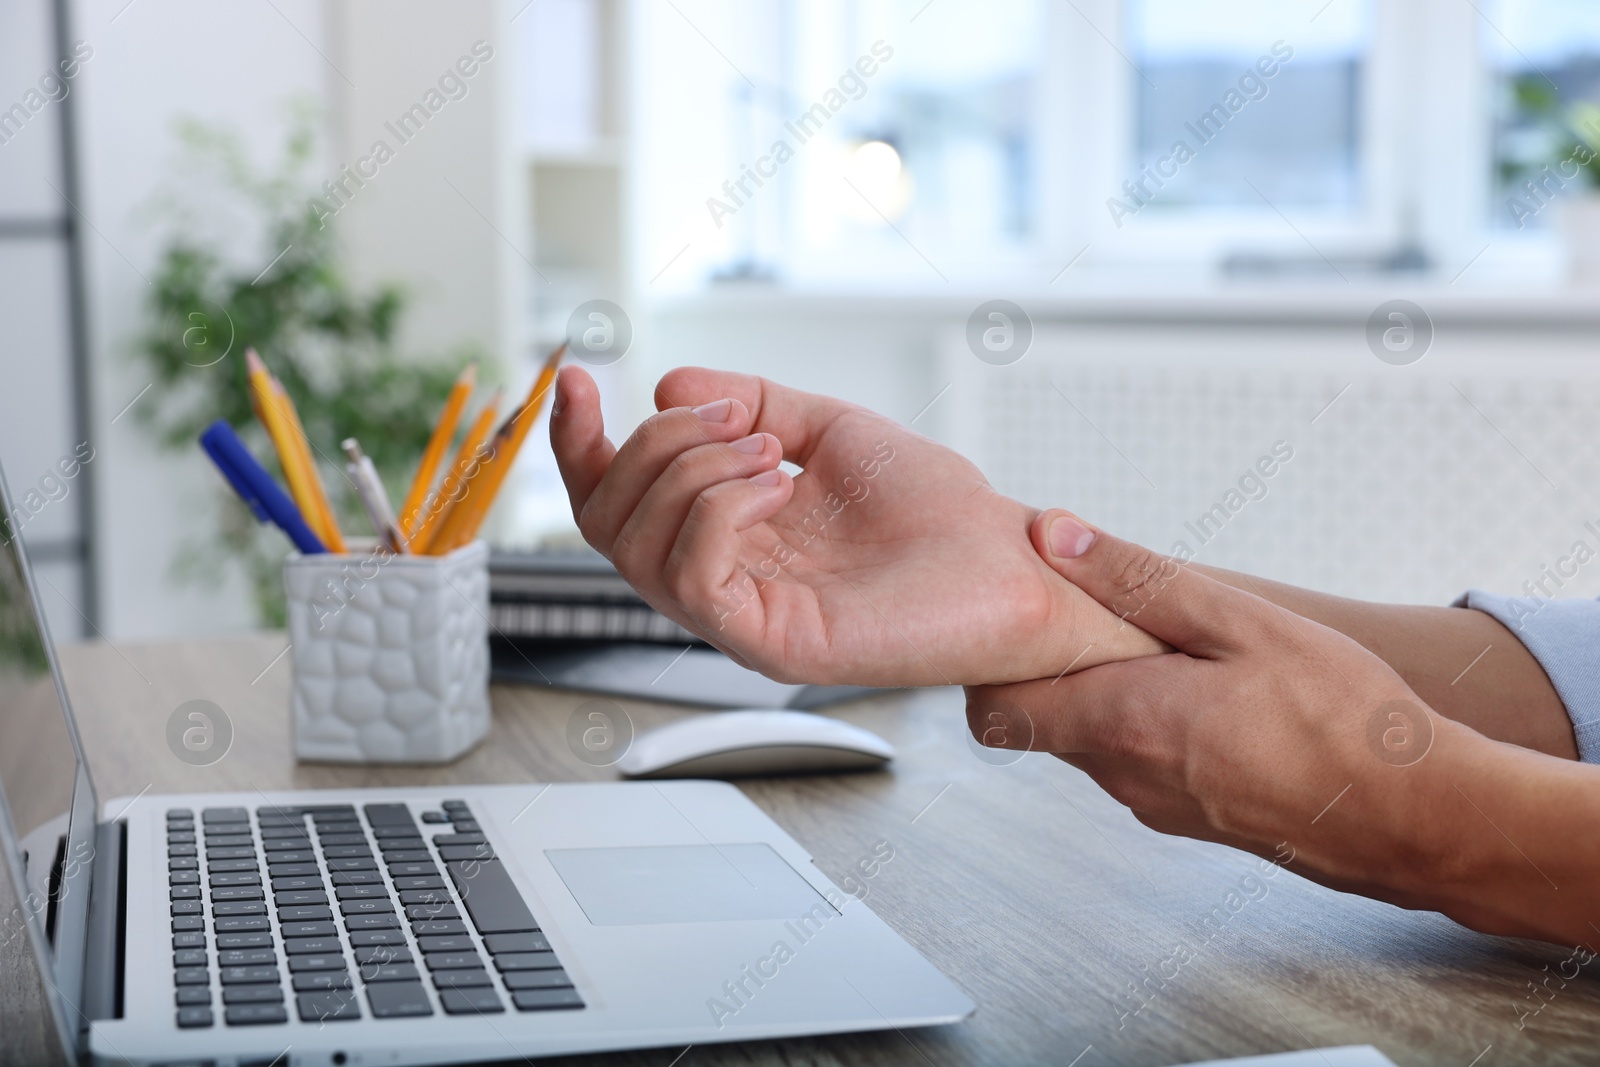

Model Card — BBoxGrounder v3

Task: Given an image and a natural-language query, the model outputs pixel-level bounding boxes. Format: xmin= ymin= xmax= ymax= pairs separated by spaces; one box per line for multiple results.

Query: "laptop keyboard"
xmin=166 ymin=800 xmax=584 ymax=1029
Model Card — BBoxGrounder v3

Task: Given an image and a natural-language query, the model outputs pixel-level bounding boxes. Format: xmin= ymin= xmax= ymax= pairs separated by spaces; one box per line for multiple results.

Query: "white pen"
xmin=341 ymin=437 xmax=410 ymax=554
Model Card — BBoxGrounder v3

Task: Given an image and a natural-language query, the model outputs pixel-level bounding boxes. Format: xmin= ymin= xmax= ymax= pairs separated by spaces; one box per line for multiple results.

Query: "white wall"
xmin=58 ymin=0 xmax=517 ymax=641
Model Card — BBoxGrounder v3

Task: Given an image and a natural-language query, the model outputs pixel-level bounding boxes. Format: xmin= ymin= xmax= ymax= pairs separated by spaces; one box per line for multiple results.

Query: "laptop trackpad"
xmin=547 ymin=844 xmax=832 ymax=926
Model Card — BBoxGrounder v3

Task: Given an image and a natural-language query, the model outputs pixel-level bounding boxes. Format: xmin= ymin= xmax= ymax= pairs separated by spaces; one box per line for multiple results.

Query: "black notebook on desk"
xmin=488 ymin=548 xmax=879 ymax=709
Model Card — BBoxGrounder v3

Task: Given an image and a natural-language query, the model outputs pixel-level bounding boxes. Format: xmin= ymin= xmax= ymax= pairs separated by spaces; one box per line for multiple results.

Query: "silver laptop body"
xmin=0 ymin=462 xmax=973 ymax=1065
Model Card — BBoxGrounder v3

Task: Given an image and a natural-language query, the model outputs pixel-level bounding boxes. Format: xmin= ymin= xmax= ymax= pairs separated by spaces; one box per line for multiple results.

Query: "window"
xmin=1126 ymin=0 xmax=1370 ymax=210
xmin=1484 ymin=0 xmax=1600 ymax=230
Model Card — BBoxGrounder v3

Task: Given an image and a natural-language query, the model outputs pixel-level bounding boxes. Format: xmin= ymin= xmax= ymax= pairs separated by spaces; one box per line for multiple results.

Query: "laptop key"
xmin=218 ymin=949 xmax=277 ymax=966
xmin=206 ymin=859 xmax=258 ymax=873
xmin=366 ymin=980 xmax=433 ymax=1018
xmin=262 ymin=837 xmax=313 ymax=850
xmin=430 ymin=833 xmax=486 ymax=846
xmin=493 ymin=951 xmax=562 ymax=971
xmin=221 ymin=965 xmax=281 ymax=985
xmin=211 ymin=886 xmax=264 ymax=901
xmin=172 ymin=931 xmax=206 ymax=949
xmin=322 ymin=845 xmax=374 ymax=859
xmin=292 ymin=971 xmax=353 ymax=992
xmin=298 ymin=990 xmax=362 ymax=1022
xmin=449 ymin=820 xmax=481 ymax=834
xmin=277 ymin=906 xmax=334 ymax=922
xmin=167 ymin=844 xmax=197 ymax=857
xmin=330 ymin=870 xmax=383 ymax=886
xmin=423 ymin=952 xmax=482 ymax=971
xmin=223 ymin=985 xmax=285 ymax=1004
xmin=212 ymin=917 xmax=270 ymax=934
xmin=209 ymin=873 xmax=261 ymax=887
xmin=169 ymin=871 xmax=200 ymax=885
xmin=204 ymin=846 xmax=255 ymax=860
xmin=280 ymin=921 xmax=338 ymax=939
xmin=382 ymin=850 xmax=432 ymax=863
xmin=503 ymin=969 xmax=573 ymax=991
xmin=437 ymin=845 xmax=495 ymax=862
xmin=406 ymin=903 xmax=460 ymax=921
xmin=416 ymin=936 xmax=475 ymax=953
xmin=262 ymin=850 xmax=315 ymax=864
xmin=446 ymin=860 xmax=539 ymax=934
xmin=202 ymin=806 xmax=249 ymax=823
xmin=224 ymin=1003 xmax=289 ymax=1025
xmin=175 ymin=1006 xmax=214 ymax=1028
xmin=348 ymin=929 xmax=406 ymax=947
xmin=378 ymin=837 xmax=426 ymax=852
xmin=511 ymin=988 xmax=584 ymax=1012
xmin=168 ymin=807 xmax=194 ymax=819
xmin=399 ymin=890 xmax=452 ymax=906
xmin=439 ymin=987 xmax=504 ymax=1015
xmin=274 ymin=890 xmax=328 ymax=906
xmin=173 ymin=949 xmax=208 ymax=966
xmin=344 ymin=914 xmax=400 ymax=931
xmin=272 ymin=876 xmax=322 ymax=892
xmin=340 ymin=899 xmax=394 ymax=916
xmin=213 ymin=901 xmax=266 ymax=916
xmin=410 ymin=920 xmax=467 ymax=936
xmin=482 ymin=932 xmax=549 ymax=954
xmin=168 ymin=857 xmax=198 ymax=870
xmin=204 ymin=834 xmax=254 ymax=848
xmin=336 ymin=884 xmax=389 ymax=900
xmin=283 ymin=937 xmax=343 ymax=955
xmin=288 ymin=954 xmax=347 ymax=972
xmin=171 ymin=917 xmax=205 ymax=932
xmin=170 ymin=885 xmax=201 ymax=900
xmin=170 ymin=900 xmax=203 ymax=916
xmin=421 ymin=811 xmax=449 ymax=823
xmin=431 ymin=968 xmax=493 ymax=989
xmin=386 ymin=862 xmax=437 ymax=878
xmin=174 ymin=967 xmax=210 ymax=986
xmin=390 ymin=875 xmax=445 ymax=891
xmin=214 ymin=931 xmax=273 ymax=950
xmin=371 ymin=826 xmax=420 ymax=839
xmin=268 ymin=863 xmax=319 ymax=878
xmin=326 ymin=857 xmax=378 ymax=872
xmin=175 ymin=986 xmax=212 ymax=1005
xmin=440 ymin=800 xmax=468 ymax=812
xmin=354 ymin=946 xmax=413 ymax=965
xmin=318 ymin=833 xmax=368 ymax=846
xmin=359 ymin=962 xmax=420 ymax=983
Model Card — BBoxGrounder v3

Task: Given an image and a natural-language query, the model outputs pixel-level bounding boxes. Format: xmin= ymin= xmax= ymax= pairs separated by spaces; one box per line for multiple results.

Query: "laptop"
xmin=0 ymin=463 xmax=973 ymax=1066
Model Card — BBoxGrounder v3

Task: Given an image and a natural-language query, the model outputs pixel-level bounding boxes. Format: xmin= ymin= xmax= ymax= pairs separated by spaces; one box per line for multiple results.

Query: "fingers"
xmin=611 ymin=432 xmax=785 ymax=591
xmin=655 ymin=366 xmax=863 ymax=467
xmin=1029 ymin=510 xmax=1263 ymax=657
xmin=661 ymin=470 xmax=795 ymax=631
xmin=576 ymin=395 xmax=757 ymax=554
xmin=550 ymin=366 xmax=615 ymax=521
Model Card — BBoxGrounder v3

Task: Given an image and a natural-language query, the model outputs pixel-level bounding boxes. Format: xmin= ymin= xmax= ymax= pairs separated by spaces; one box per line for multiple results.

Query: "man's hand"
xmin=549 ymin=366 xmax=1163 ymax=686
xmin=968 ymin=510 xmax=1509 ymax=921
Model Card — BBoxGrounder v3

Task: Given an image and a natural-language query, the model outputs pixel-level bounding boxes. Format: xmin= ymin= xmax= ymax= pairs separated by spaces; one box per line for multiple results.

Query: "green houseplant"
xmin=133 ymin=109 xmax=484 ymax=626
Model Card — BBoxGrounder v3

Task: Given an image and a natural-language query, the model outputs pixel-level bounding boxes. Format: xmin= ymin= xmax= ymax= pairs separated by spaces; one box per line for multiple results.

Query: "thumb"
xmin=1029 ymin=509 xmax=1261 ymax=657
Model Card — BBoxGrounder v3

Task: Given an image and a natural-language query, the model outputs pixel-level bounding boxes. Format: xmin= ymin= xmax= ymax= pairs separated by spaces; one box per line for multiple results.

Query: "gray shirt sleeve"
xmin=1453 ymin=590 xmax=1600 ymax=762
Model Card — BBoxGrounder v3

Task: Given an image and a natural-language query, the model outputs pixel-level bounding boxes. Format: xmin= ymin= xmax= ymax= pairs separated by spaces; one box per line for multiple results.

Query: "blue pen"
xmin=199 ymin=419 xmax=327 ymax=555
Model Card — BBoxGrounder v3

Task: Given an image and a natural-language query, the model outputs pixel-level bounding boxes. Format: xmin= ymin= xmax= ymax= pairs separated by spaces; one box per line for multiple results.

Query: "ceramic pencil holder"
xmin=284 ymin=539 xmax=490 ymax=764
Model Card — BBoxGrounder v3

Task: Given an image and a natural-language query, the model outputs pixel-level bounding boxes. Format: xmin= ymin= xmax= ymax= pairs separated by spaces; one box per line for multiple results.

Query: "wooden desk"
xmin=6 ymin=634 xmax=1598 ymax=1066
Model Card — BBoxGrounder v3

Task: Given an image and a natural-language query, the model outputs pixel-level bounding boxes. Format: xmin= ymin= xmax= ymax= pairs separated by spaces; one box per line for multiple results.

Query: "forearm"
xmin=1195 ymin=565 xmax=1577 ymax=760
xmin=1399 ymin=729 xmax=1600 ymax=949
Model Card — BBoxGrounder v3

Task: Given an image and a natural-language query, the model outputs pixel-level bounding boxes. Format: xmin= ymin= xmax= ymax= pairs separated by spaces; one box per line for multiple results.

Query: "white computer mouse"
xmin=616 ymin=709 xmax=895 ymax=779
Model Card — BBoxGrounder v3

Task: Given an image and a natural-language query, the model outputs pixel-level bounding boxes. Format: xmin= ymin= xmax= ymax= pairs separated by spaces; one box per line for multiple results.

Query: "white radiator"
xmin=940 ymin=322 xmax=1600 ymax=609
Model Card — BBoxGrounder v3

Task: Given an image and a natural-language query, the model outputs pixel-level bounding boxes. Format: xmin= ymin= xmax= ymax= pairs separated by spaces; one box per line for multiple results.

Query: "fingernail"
xmin=552 ymin=371 xmax=567 ymax=416
xmin=693 ymin=398 xmax=733 ymax=422
xmin=730 ymin=433 xmax=766 ymax=455
xmin=749 ymin=469 xmax=782 ymax=488
xmin=1048 ymin=515 xmax=1095 ymax=558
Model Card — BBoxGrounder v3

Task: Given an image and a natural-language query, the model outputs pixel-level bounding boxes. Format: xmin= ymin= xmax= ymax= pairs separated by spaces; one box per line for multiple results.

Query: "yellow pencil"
xmin=399 ymin=363 xmax=476 ymax=539
xmin=409 ymin=392 xmax=503 ymax=555
xmin=245 ymin=349 xmax=345 ymax=553
xmin=427 ymin=343 xmax=565 ymax=555
xmin=271 ymin=375 xmax=347 ymax=554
